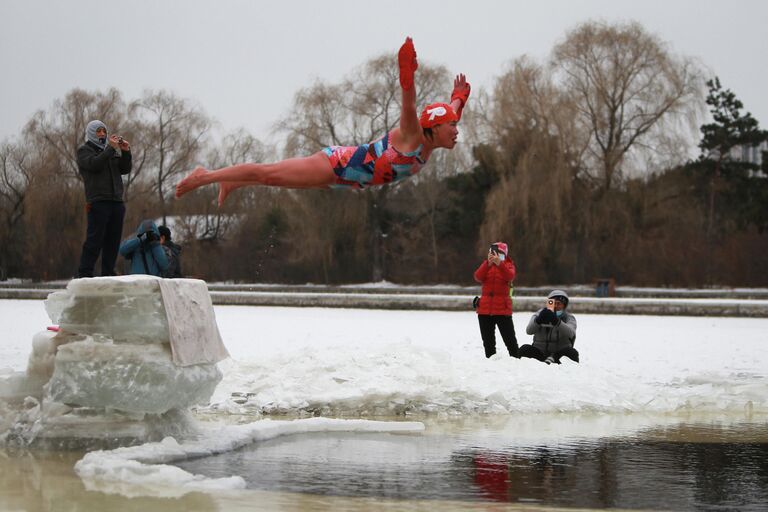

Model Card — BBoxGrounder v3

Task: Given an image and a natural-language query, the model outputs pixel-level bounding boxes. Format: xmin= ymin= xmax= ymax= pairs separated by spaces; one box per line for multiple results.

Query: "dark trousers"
xmin=77 ymin=201 xmax=126 ymax=277
xmin=519 ymin=344 xmax=579 ymax=363
xmin=478 ymin=315 xmax=518 ymax=358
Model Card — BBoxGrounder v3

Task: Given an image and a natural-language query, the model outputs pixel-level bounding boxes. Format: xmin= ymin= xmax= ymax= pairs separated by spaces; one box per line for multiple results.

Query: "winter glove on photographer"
xmin=536 ymin=308 xmax=557 ymax=325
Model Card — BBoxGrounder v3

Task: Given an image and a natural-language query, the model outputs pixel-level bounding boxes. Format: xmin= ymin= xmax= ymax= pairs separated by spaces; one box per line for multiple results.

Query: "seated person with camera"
xmin=158 ymin=225 xmax=183 ymax=278
xmin=119 ymin=219 xmax=170 ymax=277
xmin=519 ymin=290 xmax=578 ymax=364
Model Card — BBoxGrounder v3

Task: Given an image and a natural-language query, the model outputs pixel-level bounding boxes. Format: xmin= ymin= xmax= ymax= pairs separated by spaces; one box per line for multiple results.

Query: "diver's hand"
xmin=398 ymin=37 xmax=418 ymax=91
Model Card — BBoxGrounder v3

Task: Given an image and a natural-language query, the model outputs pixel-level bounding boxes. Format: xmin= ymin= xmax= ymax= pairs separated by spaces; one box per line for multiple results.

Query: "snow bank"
xmin=3 ymin=303 xmax=766 ymax=420
xmin=208 ymin=308 xmax=768 ymax=417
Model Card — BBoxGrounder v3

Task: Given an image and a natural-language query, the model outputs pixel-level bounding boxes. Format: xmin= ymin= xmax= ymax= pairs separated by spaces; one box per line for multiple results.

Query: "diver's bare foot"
xmin=175 ymin=167 xmax=210 ymax=198
xmin=217 ymin=182 xmax=236 ymax=207
xmin=218 ymin=182 xmax=252 ymax=206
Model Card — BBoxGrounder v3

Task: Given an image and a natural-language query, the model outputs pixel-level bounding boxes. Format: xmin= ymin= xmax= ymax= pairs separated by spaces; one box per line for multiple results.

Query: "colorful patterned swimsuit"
xmin=322 ymin=131 xmax=425 ymax=189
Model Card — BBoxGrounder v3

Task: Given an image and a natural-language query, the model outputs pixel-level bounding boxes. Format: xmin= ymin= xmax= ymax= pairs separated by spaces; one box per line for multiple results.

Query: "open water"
xmin=2 ymin=414 xmax=766 ymax=511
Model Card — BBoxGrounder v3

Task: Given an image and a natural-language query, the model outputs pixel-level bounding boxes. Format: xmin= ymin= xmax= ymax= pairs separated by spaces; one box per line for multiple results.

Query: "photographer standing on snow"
xmin=76 ymin=120 xmax=132 ymax=278
xmin=119 ymin=219 xmax=169 ymax=276
xmin=473 ymin=242 xmax=519 ymax=359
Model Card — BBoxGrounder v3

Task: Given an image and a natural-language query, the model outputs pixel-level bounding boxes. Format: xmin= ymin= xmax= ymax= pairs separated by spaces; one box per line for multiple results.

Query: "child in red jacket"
xmin=473 ymin=242 xmax=519 ymax=358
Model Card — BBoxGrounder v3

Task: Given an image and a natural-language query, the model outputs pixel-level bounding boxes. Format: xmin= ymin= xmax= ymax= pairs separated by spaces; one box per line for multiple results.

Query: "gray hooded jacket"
xmin=525 ymin=309 xmax=577 ymax=354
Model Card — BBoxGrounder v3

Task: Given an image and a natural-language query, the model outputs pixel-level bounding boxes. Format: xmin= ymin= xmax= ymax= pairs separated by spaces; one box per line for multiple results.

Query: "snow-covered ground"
xmin=2 ymin=300 xmax=766 ymax=416
xmin=1 ymin=299 xmax=766 ymax=496
xmin=210 ymin=306 xmax=767 ymax=416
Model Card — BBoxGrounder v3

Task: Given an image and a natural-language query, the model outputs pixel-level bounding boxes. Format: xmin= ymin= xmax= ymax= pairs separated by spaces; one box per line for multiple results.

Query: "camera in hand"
xmin=139 ymin=231 xmax=158 ymax=242
xmin=536 ymin=308 xmax=557 ymax=325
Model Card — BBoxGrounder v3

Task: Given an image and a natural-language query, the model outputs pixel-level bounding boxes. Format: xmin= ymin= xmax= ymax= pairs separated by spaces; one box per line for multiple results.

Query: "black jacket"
xmin=162 ymin=241 xmax=183 ymax=278
xmin=77 ymin=141 xmax=132 ymax=202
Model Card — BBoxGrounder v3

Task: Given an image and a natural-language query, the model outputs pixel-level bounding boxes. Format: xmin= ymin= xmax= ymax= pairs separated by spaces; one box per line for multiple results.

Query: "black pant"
xmin=519 ymin=344 xmax=579 ymax=363
xmin=478 ymin=315 xmax=518 ymax=358
xmin=77 ymin=201 xmax=126 ymax=277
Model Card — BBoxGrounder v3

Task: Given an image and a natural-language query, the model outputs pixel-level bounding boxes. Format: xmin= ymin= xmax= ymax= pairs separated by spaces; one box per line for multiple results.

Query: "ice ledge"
xmin=75 ymin=417 xmax=425 ymax=497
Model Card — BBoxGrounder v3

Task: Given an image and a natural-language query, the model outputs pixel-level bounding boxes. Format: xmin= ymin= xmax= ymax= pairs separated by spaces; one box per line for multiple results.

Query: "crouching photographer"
xmin=519 ymin=290 xmax=579 ymax=364
xmin=118 ymin=219 xmax=170 ymax=276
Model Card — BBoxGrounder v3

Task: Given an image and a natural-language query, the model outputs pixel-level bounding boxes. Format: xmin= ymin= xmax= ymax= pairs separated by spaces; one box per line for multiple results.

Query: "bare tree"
xmin=390 ymin=146 xmax=468 ymax=274
xmin=552 ymin=21 xmax=703 ymax=191
xmin=208 ymin=128 xmax=271 ymax=170
xmin=0 ymin=141 xmax=34 ymax=278
xmin=134 ymin=90 xmax=211 ymax=224
xmin=475 ymin=57 xmax=581 ymax=274
xmin=0 ymin=142 xmax=32 ymax=225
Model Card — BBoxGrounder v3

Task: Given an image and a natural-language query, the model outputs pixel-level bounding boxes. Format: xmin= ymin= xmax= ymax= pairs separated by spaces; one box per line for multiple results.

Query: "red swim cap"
xmin=419 ymin=102 xmax=458 ymax=129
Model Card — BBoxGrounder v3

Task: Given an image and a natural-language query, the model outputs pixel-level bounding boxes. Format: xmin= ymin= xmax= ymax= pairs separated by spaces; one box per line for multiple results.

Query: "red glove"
xmin=398 ymin=37 xmax=418 ymax=91
xmin=451 ymin=74 xmax=471 ymax=121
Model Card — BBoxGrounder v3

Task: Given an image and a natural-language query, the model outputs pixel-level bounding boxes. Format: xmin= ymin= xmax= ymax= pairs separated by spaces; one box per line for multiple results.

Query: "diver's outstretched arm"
xmin=397 ymin=37 xmax=421 ymax=147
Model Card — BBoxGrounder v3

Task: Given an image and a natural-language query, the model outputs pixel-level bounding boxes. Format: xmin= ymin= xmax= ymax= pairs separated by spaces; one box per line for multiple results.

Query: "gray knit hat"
xmin=85 ymin=120 xmax=107 ymax=149
xmin=548 ymin=289 xmax=569 ymax=307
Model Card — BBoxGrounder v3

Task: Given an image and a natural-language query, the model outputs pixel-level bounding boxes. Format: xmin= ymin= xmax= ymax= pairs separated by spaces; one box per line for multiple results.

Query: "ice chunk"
xmin=0 ymin=372 xmax=42 ymax=402
xmin=47 ymin=339 xmax=222 ymax=414
xmin=27 ymin=330 xmax=62 ymax=383
xmin=48 ymin=276 xmax=170 ymax=344
xmin=38 ymin=276 xmax=227 ymax=415
xmin=0 ymin=331 xmax=62 ymax=402
xmin=44 ymin=276 xmax=230 ymax=365
xmin=2 ymin=276 xmax=230 ymax=446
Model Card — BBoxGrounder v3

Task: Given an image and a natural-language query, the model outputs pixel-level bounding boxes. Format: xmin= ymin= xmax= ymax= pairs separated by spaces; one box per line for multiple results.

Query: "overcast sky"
xmin=1 ymin=0 xmax=766 ymax=145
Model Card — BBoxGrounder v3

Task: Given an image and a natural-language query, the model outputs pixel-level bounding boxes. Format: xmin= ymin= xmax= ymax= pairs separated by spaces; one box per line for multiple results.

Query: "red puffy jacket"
xmin=474 ymin=259 xmax=516 ymax=316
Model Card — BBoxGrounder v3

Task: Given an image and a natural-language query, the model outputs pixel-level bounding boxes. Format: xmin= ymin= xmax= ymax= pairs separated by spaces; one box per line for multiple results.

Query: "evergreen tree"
xmin=695 ymin=77 xmax=768 ymax=234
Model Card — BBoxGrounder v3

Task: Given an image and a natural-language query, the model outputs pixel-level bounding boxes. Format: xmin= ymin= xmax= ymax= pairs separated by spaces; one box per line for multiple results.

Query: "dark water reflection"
xmin=176 ymin=421 xmax=768 ymax=511
xmin=464 ymin=439 xmax=768 ymax=510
